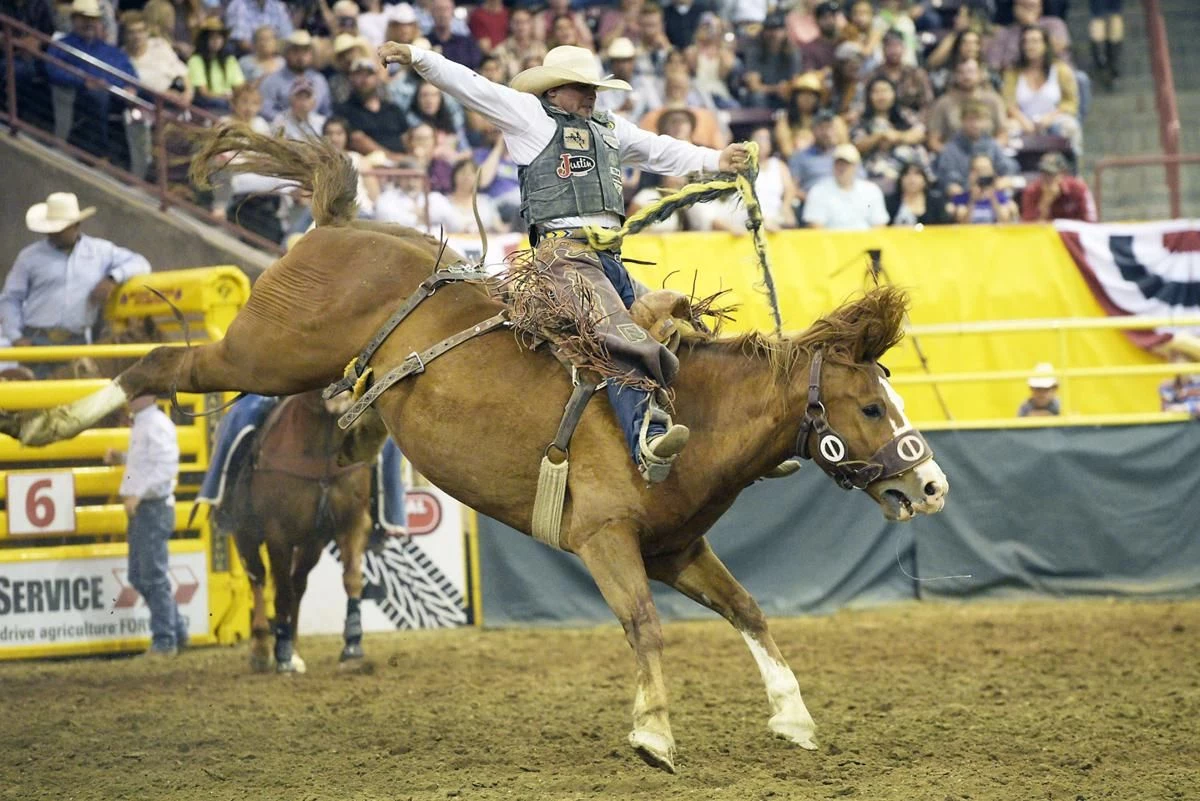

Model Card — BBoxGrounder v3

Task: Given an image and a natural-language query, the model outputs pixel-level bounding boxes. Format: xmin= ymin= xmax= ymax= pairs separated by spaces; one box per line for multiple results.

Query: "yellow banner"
xmin=620 ymin=225 xmax=1162 ymax=422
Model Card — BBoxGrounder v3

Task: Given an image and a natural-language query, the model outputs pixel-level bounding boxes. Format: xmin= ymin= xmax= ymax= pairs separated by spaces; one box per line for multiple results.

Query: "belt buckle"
xmin=46 ymin=328 xmax=75 ymax=344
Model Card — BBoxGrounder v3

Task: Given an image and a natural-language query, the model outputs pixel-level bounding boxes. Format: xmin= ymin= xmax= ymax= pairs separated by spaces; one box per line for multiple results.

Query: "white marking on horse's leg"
xmin=20 ymin=381 xmax=128 ymax=445
xmin=741 ymin=631 xmax=818 ymax=750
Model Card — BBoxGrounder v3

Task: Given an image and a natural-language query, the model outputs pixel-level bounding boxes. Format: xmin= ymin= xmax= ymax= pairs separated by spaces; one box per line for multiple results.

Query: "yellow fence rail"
xmin=0 ymin=267 xmax=252 ymax=660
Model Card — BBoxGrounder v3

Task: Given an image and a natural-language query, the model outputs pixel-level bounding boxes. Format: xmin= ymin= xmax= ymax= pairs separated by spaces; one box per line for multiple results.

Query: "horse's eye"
xmin=862 ymin=404 xmax=884 ymax=419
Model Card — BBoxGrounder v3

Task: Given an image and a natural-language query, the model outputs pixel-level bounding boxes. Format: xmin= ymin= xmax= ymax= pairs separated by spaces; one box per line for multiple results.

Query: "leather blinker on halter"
xmin=793 ymin=350 xmax=933 ymax=491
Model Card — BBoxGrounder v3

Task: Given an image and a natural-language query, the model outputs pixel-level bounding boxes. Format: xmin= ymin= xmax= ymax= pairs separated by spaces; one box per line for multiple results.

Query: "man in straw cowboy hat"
xmin=377 ymin=40 xmax=752 ymax=483
xmin=1017 ymin=362 xmax=1061 ymax=418
xmin=0 ymin=192 xmax=150 ymax=377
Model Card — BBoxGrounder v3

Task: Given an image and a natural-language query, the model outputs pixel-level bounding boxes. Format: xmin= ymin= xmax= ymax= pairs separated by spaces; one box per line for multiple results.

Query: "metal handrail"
xmin=1091 ymin=154 xmax=1200 ymax=220
xmin=0 ymin=12 xmax=284 ymax=255
xmin=907 ymin=315 xmax=1200 ymax=336
xmin=1143 ymin=0 xmax=1183 ymax=218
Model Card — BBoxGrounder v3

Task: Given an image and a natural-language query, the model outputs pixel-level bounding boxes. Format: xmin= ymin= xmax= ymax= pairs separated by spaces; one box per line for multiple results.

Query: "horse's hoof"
xmin=339 ymin=642 xmax=364 ymax=663
xmin=628 ymin=729 xmax=676 ymax=774
xmin=768 ymin=714 xmax=819 ymax=750
xmin=20 ymin=410 xmax=70 ymax=447
xmin=249 ymin=652 xmax=273 ymax=673
xmin=276 ymin=654 xmax=307 ymax=674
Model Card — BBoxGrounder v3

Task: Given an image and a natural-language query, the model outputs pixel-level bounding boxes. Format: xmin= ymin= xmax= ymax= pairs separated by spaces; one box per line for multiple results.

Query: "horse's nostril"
xmin=924 ymin=481 xmax=942 ymax=497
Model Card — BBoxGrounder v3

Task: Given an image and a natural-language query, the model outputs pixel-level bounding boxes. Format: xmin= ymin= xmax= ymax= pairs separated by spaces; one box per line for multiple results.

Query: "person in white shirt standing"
xmin=105 ymin=393 xmax=185 ymax=656
xmin=378 ymin=40 xmax=750 ymax=483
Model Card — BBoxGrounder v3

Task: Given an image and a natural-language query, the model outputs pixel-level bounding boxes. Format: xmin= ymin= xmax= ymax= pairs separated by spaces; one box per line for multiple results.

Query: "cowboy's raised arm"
xmin=379 ymin=44 xmax=543 ymax=138
xmin=609 ymin=113 xmax=751 ymax=178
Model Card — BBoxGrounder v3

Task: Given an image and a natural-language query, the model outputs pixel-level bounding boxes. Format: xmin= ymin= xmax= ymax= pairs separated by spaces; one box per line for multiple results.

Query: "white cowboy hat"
xmin=1027 ymin=362 xmax=1059 ymax=389
xmin=70 ymin=0 xmax=103 ymax=18
xmin=510 ymin=46 xmax=632 ymax=96
xmin=26 ymin=192 xmax=96 ymax=233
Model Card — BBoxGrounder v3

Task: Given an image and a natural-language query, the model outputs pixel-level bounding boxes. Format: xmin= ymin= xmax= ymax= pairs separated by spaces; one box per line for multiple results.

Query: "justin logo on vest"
xmin=557 ymin=153 xmax=597 ymax=178
xmin=563 ymin=128 xmax=590 ymax=150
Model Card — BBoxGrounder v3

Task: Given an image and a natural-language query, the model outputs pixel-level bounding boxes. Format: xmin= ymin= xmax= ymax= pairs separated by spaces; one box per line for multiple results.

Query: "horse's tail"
xmin=189 ymin=123 xmax=359 ymax=227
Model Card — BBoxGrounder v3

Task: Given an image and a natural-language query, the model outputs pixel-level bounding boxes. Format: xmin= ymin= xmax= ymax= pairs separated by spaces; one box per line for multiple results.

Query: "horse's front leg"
xmin=336 ymin=508 xmax=371 ymax=668
xmin=576 ymin=521 xmax=676 ymax=773
xmin=647 ymin=538 xmax=818 ymax=750
xmin=232 ymin=525 xmax=272 ymax=672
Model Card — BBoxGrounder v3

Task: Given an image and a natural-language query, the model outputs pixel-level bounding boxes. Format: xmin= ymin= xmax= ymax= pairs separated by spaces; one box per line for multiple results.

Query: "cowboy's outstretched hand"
xmin=379 ymin=42 xmax=413 ymax=66
xmin=719 ymin=143 xmax=751 ymax=173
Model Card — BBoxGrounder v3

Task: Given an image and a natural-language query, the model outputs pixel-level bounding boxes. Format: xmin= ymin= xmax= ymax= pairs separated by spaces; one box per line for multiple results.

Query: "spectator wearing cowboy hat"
xmin=1018 ymin=362 xmax=1061 ymax=417
xmin=188 ymin=17 xmax=245 ymax=113
xmin=259 ymin=29 xmax=332 ymax=120
xmin=46 ymin=0 xmax=137 ymax=159
xmin=0 ymin=193 xmax=150 ymax=378
xmin=223 ymin=0 xmax=293 ymax=56
xmin=1020 ymin=152 xmax=1096 ymax=222
xmin=329 ymin=32 xmax=373 ymax=105
xmin=802 ymin=143 xmax=889 ymax=230
xmin=594 ymin=37 xmax=659 ymax=122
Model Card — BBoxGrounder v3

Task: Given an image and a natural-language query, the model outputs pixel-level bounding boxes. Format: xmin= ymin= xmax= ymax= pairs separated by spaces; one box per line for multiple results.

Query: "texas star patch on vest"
xmin=557 ymin=153 xmax=597 ymax=178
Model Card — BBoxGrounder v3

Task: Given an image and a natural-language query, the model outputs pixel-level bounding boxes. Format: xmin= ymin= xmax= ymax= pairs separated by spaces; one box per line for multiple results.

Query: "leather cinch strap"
xmin=324 ymin=266 xmax=493 ymax=402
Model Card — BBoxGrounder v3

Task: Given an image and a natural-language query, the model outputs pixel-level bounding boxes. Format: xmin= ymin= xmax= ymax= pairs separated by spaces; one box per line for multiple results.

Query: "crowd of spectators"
xmin=0 ymin=0 xmax=1111 ymax=240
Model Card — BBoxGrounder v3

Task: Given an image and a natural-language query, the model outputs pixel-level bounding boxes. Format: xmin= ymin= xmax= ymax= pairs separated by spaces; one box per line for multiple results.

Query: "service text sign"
xmin=6 ymin=472 xmax=76 ymax=536
xmin=0 ymin=551 xmax=208 ymax=651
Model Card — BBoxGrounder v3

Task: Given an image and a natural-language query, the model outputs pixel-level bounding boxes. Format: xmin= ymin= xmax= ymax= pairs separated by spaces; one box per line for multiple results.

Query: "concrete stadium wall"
xmin=0 ymin=135 xmax=272 ymax=283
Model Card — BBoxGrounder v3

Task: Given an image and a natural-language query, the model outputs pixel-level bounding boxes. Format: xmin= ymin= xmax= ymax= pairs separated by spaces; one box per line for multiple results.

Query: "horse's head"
xmin=792 ymin=287 xmax=948 ymax=522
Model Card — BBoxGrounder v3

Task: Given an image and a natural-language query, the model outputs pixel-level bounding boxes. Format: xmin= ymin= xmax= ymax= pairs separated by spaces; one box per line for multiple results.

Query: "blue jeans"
xmin=127 ymin=498 xmax=186 ymax=650
xmin=596 ymin=250 xmax=666 ymax=459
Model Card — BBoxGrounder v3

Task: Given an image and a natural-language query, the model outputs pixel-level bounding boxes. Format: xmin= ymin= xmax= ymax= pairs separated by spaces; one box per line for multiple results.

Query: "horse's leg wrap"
xmin=341 ymin=597 xmax=364 ymax=662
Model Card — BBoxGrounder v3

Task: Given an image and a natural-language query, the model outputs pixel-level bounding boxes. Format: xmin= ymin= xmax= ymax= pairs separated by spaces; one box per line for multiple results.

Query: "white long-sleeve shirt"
xmin=119 ymin=404 xmax=179 ymax=503
xmin=408 ymin=48 xmax=722 ymax=231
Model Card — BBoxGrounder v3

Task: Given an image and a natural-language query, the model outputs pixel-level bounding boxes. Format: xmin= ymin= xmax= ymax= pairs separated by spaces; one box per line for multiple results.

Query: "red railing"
xmin=0 ymin=13 xmax=285 ymax=254
xmin=1092 ymin=154 xmax=1200 ymax=220
xmin=1143 ymin=0 xmax=1184 ymax=219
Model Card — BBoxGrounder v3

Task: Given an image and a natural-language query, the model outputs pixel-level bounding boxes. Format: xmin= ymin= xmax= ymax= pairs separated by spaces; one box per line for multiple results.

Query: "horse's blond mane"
xmin=683 ymin=286 xmax=910 ymax=379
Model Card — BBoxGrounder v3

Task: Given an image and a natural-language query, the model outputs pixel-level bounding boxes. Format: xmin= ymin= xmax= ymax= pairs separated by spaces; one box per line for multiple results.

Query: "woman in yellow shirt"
xmin=187 ymin=17 xmax=244 ymax=112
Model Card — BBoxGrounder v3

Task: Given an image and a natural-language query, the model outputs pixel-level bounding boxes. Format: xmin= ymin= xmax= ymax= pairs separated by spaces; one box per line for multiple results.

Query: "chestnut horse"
xmin=0 ymin=127 xmax=949 ymax=773
xmin=215 ymin=390 xmax=390 ymax=674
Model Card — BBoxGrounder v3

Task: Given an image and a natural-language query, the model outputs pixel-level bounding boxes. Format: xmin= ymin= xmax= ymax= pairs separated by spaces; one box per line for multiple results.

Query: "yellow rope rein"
xmin=582 ymin=141 xmax=782 ymax=334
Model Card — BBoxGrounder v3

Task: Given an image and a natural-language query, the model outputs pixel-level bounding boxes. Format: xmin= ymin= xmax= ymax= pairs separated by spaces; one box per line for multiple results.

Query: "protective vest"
xmin=518 ymin=100 xmax=626 ymax=229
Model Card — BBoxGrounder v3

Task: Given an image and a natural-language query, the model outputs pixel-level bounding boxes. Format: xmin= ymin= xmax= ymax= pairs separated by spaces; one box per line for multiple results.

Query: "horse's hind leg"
xmin=576 ymin=522 xmax=676 ymax=773
xmin=336 ymin=510 xmax=371 ymax=668
xmin=5 ymin=337 xmax=324 ymax=446
xmin=646 ymin=538 xmax=818 ymax=751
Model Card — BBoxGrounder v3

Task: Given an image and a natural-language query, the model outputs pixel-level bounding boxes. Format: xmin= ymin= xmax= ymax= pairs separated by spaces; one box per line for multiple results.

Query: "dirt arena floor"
xmin=3 ymin=599 xmax=1198 ymax=801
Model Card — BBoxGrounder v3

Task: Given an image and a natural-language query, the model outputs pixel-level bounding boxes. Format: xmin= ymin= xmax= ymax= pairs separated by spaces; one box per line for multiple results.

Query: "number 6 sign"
xmin=6 ymin=472 xmax=76 ymax=536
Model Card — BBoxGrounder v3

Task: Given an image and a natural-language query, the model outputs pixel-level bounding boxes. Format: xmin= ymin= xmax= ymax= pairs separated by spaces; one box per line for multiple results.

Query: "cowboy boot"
xmin=1089 ymin=40 xmax=1110 ymax=89
xmin=637 ymin=398 xmax=689 ymax=483
xmin=763 ymin=459 xmax=802 ymax=479
xmin=1106 ymin=40 xmax=1122 ymax=80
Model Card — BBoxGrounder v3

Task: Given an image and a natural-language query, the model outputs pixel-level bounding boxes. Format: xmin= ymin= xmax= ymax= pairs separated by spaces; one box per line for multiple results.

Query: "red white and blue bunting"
xmin=1057 ymin=219 xmax=1200 ymax=349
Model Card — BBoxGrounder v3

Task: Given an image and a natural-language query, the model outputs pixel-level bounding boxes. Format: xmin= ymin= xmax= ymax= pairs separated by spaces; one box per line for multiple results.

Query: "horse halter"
xmin=793 ymin=350 xmax=934 ymax=491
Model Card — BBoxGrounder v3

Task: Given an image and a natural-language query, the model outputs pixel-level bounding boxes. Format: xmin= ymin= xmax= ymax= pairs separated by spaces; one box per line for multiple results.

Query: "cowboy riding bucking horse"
xmin=377 ymin=41 xmax=755 ymax=483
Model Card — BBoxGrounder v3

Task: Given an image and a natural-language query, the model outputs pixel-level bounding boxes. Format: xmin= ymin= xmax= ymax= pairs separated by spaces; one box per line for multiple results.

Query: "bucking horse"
xmin=0 ymin=127 xmax=949 ymax=773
